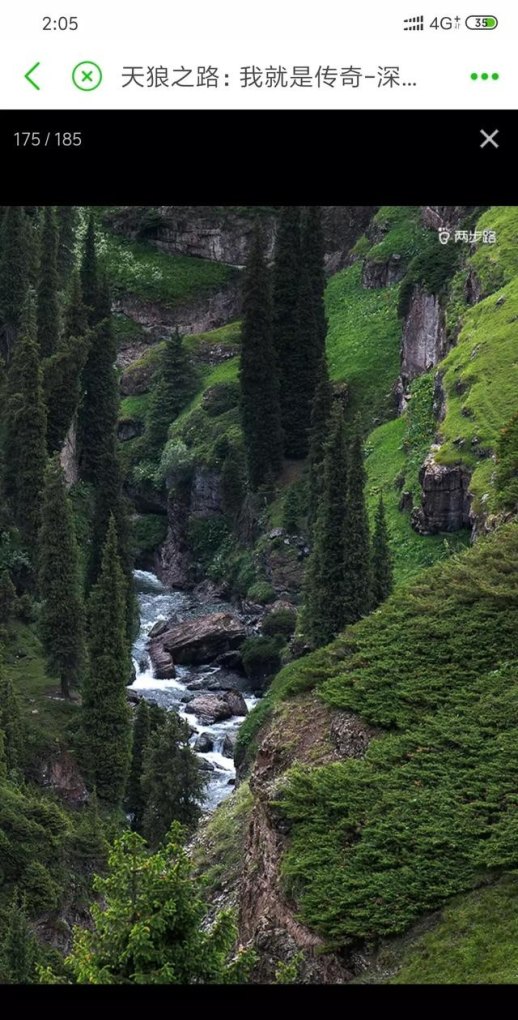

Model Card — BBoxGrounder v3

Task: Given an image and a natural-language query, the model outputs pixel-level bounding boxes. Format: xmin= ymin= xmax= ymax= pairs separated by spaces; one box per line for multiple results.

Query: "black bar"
xmin=0 ymin=110 xmax=514 ymax=205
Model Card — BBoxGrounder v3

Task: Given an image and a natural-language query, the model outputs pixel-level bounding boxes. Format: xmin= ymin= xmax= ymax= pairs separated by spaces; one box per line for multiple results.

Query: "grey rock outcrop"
xmin=114 ymin=277 xmax=242 ymax=340
xmin=117 ymin=419 xmax=144 ymax=442
xmin=362 ymin=253 xmax=406 ymax=289
xmin=156 ymin=467 xmax=224 ymax=588
xmin=400 ymin=287 xmax=447 ymax=392
xmin=104 ymin=205 xmax=375 ymax=273
xmin=411 ymin=450 xmax=472 ymax=534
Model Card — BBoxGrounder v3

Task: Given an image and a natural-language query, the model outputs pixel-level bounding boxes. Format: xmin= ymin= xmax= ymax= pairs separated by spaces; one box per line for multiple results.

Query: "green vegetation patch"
xmin=131 ymin=514 xmax=167 ymax=563
xmin=100 ymin=232 xmax=236 ymax=309
xmin=390 ymin=877 xmax=518 ymax=984
xmin=185 ymin=321 xmax=241 ymax=357
xmin=325 ymin=262 xmax=401 ymax=426
xmin=271 ymin=524 xmax=518 ymax=944
xmin=366 ymin=206 xmax=430 ymax=265
xmin=365 ymin=414 xmax=469 ymax=586
xmin=192 ymin=781 xmax=254 ymax=898
xmin=436 ymin=276 xmax=518 ymax=514
xmin=470 ymin=207 xmax=518 ymax=296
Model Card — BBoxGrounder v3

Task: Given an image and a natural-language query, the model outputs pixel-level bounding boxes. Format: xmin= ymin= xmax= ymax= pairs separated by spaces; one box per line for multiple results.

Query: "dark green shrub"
xmin=241 ymin=635 xmax=282 ymax=681
xmin=262 ymin=607 xmax=297 ymax=639
xmin=246 ymin=580 xmax=275 ymax=605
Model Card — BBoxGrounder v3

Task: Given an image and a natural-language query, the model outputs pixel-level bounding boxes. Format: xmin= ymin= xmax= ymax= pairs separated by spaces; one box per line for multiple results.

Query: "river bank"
xmin=129 ymin=570 xmax=258 ymax=809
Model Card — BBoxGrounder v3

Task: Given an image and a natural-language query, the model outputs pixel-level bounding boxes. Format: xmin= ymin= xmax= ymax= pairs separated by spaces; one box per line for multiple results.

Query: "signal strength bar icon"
xmin=403 ymin=15 xmax=424 ymax=31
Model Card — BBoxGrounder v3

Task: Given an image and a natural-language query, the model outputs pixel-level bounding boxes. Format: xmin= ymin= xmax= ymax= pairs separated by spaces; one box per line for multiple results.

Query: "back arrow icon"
xmin=24 ymin=62 xmax=41 ymax=90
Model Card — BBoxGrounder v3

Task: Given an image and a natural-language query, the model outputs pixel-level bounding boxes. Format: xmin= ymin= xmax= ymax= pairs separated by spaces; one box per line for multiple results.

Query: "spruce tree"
xmin=272 ymin=206 xmax=302 ymax=457
xmin=39 ymin=455 xmax=86 ymax=699
xmin=303 ymin=402 xmax=348 ymax=646
xmin=126 ymin=698 xmax=151 ymax=833
xmin=0 ymin=570 xmax=16 ymax=623
xmin=286 ymin=261 xmax=318 ymax=458
xmin=56 ymin=206 xmax=77 ymax=287
xmin=44 ymin=332 xmax=88 ymax=453
xmin=141 ymin=713 xmax=206 ymax=847
xmin=221 ymin=443 xmax=246 ymax=517
xmin=342 ymin=419 xmax=371 ymax=624
xmin=371 ymin=495 xmax=393 ymax=609
xmin=0 ymin=207 xmax=29 ymax=358
xmin=307 ymin=356 xmax=333 ymax=529
xmin=80 ymin=212 xmax=99 ymax=327
xmin=302 ymin=206 xmax=328 ymax=354
xmin=58 ymin=825 xmax=253 ymax=984
xmin=44 ymin=268 xmax=89 ymax=453
xmin=4 ymin=332 xmax=47 ymax=548
xmin=239 ymin=223 xmax=283 ymax=489
xmin=0 ymin=893 xmax=38 ymax=984
xmin=145 ymin=330 xmax=195 ymax=459
xmin=89 ymin=432 xmax=134 ymax=639
xmin=80 ymin=517 xmax=131 ymax=804
xmin=64 ymin=269 xmax=88 ymax=337
xmin=78 ymin=275 xmax=117 ymax=483
xmin=0 ymin=675 xmax=23 ymax=770
xmin=76 ymin=271 xmax=134 ymax=631
xmin=282 ymin=486 xmax=300 ymax=533
xmin=37 ymin=206 xmax=60 ymax=359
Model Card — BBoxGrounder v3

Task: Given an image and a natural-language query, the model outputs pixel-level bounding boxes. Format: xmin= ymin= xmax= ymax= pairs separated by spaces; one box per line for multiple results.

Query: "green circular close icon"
xmin=72 ymin=61 xmax=103 ymax=91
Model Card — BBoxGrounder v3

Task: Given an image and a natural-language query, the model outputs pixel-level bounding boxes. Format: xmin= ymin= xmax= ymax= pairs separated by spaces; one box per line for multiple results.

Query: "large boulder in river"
xmin=149 ymin=644 xmax=176 ymax=679
xmin=188 ymin=689 xmax=248 ymax=725
xmin=194 ymin=732 xmax=214 ymax=753
xmin=158 ymin=612 xmax=247 ymax=666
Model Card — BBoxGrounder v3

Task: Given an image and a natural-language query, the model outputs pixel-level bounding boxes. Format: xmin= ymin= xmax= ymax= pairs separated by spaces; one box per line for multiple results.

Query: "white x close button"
xmin=480 ymin=129 xmax=500 ymax=149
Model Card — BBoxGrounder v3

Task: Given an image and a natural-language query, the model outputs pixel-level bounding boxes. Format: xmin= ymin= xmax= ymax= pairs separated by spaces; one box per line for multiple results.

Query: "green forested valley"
xmin=0 ymin=204 xmax=517 ymax=985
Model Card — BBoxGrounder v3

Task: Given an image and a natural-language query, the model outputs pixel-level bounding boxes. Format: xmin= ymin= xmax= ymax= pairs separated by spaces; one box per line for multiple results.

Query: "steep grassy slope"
xmin=237 ymin=524 xmax=518 ymax=963
xmin=390 ymin=878 xmax=518 ymax=984
xmin=435 ymin=207 xmax=518 ymax=515
xmin=326 ymin=206 xmax=429 ymax=428
xmin=325 ymin=263 xmax=400 ymax=426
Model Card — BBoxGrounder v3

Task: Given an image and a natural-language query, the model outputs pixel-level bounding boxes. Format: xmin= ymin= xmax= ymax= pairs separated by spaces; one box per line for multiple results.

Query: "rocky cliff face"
xmin=237 ymin=694 xmax=378 ymax=982
xmin=399 ymin=287 xmax=447 ymax=400
xmin=156 ymin=467 xmax=224 ymax=587
xmin=411 ymin=449 xmax=472 ymax=534
xmin=104 ymin=206 xmax=374 ymax=272
xmin=114 ymin=275 xmax=242 ymax=342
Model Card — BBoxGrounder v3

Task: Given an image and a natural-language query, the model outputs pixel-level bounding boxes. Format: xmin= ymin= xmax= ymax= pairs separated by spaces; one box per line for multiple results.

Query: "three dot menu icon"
xmin=403 ymin=15 xmax=424 ymax=31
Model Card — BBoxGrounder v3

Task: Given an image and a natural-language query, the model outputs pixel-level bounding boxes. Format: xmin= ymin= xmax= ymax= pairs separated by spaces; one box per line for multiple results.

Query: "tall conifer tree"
xmin=145 ymin=330 xmax=194 ymax=458
xmin=80 ymin=516 xmax=131 ymax=804
xmin=302 ymin=206 xmax=328 ymax=355
xmin=56 ymin=206 xmax=77 ymax=287
xmin=0 ymin=675 xmax=23 ymax=771
xmin=371 ymin=496 xmax=393 ymax=608
xmin=37 ymin=207 xmax=60 ymax=359
xmin=0 ymin=207 xmax=29 ymax=358
xmin=303 ymin=402 xmax=348 ymax=646
xmin=239 ymin=223 xmax=282 ymax=489
xmin=0 ymin=894 xmax=38 ymax=984
xmin=272 ymin=206 xmax=302 ymax=457
xmin=4 ymin=332 xmax=47 ymax=548
xmin=342 ymin=419 xmax=371 ymax=624
xmin=80 ymin=212 xmax=99 ymax=327
xmin=141 ymin=714 xmax=206 ymax=847
xmin=307 ymin=356 xmax=333 ymax=529
xmin=39 ymin=456 xmax=86 ymax=699
xmin=126 ymin=699 xmax=151 ymax=832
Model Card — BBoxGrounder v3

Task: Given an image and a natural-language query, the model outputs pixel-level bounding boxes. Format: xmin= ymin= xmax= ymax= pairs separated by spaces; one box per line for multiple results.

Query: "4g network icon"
xmin=403 ymin=14 xmax=498 ymax=31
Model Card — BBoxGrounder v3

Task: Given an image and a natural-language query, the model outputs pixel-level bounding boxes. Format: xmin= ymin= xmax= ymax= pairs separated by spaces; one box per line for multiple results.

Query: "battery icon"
xmin=466 ymin=16 xmax=498 ymax=29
